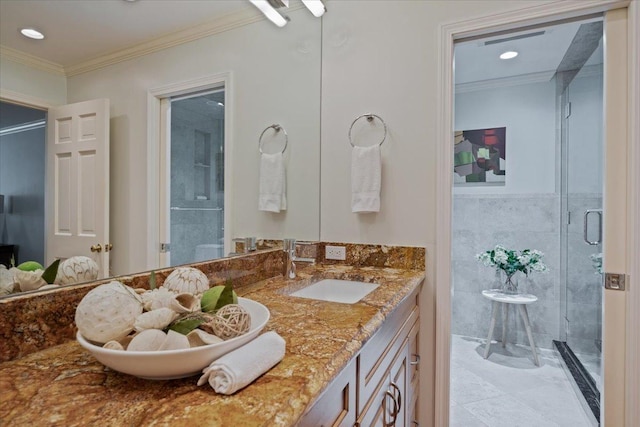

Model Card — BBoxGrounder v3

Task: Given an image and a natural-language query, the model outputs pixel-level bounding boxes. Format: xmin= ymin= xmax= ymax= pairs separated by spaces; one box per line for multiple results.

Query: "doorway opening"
xmin=0 ymin=101 xmax=46 ymax=268
xmin=450 ymin=16 xmax=603 ymax=426
xmin=161 ymin=88 xmax=226 ymax=267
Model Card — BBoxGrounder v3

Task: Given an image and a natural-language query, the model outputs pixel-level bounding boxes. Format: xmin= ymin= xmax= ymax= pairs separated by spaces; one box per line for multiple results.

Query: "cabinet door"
xmin=357 ymin=338 xmax=409 ymax=427
xmin=358 ymin=302 xmax=418 ymax=414
xmin=299 ymin=359 xmax=356 ymax=427
xmin=407 ymin=321 xmax=419 ymax=425
xmin=389 ymin=341 xmax=408 ymax=427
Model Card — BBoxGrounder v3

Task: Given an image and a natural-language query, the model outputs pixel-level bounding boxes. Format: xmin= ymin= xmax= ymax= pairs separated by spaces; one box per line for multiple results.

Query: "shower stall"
xmin=168 ymin=89 xmax=226 ymax=267
xmin=451 ymin=16 xmax=604 ymax=423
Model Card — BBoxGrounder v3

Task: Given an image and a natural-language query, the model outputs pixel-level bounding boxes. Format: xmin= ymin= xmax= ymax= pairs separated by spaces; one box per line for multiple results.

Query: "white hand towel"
xmin=258 ymin=152 xmax=287 ymax=213
xmin=197 ymin=331 xmax=286 ymax=395
xmin=351 ymin=145 xmax=381 ymax=213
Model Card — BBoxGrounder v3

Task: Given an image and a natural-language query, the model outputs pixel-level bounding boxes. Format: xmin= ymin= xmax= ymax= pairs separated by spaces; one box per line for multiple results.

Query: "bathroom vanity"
xmin=0 ymin=243 xmax=424 ymax=426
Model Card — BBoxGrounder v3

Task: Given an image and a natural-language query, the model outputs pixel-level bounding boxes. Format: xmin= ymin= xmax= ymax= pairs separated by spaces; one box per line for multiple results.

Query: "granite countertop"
xmin=0 ymin=264 xmax=424 ymax=427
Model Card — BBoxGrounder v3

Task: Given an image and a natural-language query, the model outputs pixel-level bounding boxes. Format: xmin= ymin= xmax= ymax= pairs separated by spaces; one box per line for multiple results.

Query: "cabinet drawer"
xmin=299 ymin=359 xmax=356 ymax=427
xmin=358 ymin=290 xmax=418 ymax=414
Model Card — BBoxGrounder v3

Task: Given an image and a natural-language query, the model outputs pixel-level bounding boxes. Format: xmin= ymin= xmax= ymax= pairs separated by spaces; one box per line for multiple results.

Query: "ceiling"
xmin=0 ymin=1 xmax=602 ymax=84
xmin=455 ymin=17 xmax=603 ymax=85
xmin=0 ymin=0 xmax=256 ymax=67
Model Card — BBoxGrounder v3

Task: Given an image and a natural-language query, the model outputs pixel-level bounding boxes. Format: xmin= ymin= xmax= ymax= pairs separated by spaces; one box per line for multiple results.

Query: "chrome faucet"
xmin=232 ymin=237 xmax=257 ymax=253
xmin=283 ymin=238 xmax=316 ymax=279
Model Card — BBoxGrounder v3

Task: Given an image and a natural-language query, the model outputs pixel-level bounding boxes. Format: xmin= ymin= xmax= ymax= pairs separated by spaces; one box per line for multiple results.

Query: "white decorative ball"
xmin=162 ymin=267 xmax=209 ymax=296
xmin=75 ymin=281 xmax=143 ymax=344
xmin=56 ymin=256 xmax=99 ymax=285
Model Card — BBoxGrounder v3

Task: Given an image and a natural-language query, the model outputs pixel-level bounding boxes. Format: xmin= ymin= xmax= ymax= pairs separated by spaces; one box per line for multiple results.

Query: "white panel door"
xmin=45 ymin=99 xmax=110 ymax=278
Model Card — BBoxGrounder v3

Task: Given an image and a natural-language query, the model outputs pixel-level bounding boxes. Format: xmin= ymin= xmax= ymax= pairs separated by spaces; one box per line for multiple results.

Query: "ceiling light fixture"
xmin=249 ymin=0 xmax=289 ymax=27
xmin=499 ymin=51 xmax=519 ymax=60
xmin=301 ymin=0 xmax=326 ymax=17
xmin=20 ymin=28 xmax=44 ymax=40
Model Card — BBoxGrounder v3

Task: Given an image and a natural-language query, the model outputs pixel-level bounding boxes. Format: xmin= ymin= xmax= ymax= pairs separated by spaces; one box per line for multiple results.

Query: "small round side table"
xmin=481 ymin=289 xmax=540 ymax=366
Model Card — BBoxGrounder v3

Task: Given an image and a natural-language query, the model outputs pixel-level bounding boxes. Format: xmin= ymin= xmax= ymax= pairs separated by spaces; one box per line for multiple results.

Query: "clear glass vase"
xmin=501 ymin=271 xmax=519 ymax=294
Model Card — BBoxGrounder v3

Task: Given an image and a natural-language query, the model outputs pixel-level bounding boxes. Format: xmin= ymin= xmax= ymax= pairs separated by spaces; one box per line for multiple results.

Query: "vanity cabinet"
xmin=300 ymin=288 xmax=420 ymax=427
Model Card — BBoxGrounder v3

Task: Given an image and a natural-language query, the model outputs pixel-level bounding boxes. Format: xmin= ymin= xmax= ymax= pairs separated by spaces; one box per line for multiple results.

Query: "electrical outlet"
xmin=325 ymin=245 xmax=346 ymax=261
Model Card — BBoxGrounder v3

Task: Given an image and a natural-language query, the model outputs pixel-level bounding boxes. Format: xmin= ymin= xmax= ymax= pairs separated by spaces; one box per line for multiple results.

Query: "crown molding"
xmin=65 ymin=3 xmax=305 ymax=77
xmin=0 ymin=45 xmax=65 ymax=76
xmin=455 ymin=70 xmax=555 ymax=93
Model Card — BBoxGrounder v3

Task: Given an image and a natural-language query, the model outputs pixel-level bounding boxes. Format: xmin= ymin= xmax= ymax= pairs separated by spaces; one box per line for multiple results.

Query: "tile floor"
xmin=450 ymin=334 xmax=595 ymax=427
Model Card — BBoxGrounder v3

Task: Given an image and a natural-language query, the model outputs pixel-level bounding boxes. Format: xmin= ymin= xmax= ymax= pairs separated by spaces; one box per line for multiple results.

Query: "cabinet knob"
xmin=90 ymin=244 xmax=102 ymax=253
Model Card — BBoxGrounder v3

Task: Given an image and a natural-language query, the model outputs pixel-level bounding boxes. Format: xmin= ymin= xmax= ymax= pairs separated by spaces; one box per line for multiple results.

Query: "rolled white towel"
xmin=197 ymin=331 xmax=286 ymax=394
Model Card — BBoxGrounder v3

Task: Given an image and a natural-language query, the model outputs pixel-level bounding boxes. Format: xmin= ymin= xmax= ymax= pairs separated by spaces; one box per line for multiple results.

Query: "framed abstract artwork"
xmin=454 ymin=127 xmax=506 ymax=185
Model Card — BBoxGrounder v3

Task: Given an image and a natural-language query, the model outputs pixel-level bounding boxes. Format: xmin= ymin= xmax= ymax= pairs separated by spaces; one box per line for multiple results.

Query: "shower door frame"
xmin=147 ymin=72 xmax=234 ymax=269
xmin=434 ymin=1 xmax=639 ymax=427
xmin=559 ymin=61 xmax=604 ymax=371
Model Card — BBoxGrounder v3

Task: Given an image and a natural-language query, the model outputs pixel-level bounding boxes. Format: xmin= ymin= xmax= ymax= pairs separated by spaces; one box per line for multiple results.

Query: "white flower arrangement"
xmin=476 ymin=244 xmax=548 ymax=277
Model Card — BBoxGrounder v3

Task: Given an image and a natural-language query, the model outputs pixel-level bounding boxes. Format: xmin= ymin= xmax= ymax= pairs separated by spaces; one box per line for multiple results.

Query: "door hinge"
xmin=160 ymin=243 xmax=170 ymax=253
xmin=604 ymin=273 xmax=626 ymax=291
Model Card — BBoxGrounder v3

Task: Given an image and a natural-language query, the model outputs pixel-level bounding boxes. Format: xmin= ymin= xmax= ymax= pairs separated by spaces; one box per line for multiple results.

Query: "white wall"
xmin=454 ymin=80 xmax=557 ymax=194
xmin=319 ymin=0 xmax=552 ymax=245
xmin=0 ymin=59 xmax=66 ymax=106
xmin=319 ymin=2 xmax=553 ymax=424
xmin=66 ymin=8 xmax=321 ymax=274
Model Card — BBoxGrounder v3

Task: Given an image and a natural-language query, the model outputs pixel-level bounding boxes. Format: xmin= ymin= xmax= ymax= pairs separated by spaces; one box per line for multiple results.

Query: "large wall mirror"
xmin=0 ymin=1 xmax=322 ymax=297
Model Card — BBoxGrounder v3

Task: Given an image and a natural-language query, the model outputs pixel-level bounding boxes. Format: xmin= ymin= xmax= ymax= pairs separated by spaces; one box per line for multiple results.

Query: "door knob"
xmin=90 ymin=244 xmax=102 ymax=253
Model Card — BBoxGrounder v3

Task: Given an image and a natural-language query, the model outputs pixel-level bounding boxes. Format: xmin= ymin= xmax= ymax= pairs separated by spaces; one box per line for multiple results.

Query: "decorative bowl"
xmin=77 ymin=297 xmax=270 ymax=380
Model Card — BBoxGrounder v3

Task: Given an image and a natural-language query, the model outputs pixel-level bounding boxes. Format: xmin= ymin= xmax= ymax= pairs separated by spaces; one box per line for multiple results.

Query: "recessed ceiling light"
xmin=20 ymin=28 xmax=44 ymax=40
xmin=499 ymin=51 xmax=518 ymax=60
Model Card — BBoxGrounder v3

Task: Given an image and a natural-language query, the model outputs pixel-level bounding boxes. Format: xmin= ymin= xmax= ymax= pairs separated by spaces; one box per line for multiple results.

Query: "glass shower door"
xmin=564 ymin=58 xmax=604 ymax=390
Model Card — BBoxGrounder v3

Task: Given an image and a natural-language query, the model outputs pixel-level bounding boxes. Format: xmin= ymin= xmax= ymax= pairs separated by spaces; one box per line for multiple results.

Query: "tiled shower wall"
xmin=453 ymin=193 xmax=603 ymax=352
xmin=170 ymin=106 xmax=224 ymax=266
xmin=452 ymin=194 xmax=561 ymax=349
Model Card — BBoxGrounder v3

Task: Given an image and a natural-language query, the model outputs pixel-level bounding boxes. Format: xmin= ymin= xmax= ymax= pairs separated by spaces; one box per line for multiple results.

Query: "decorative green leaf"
xmin=215 ymin=282 xmax=236 ymax=311
xmin=168 ymin=316 xmax=204 ymax=335
xmin=41 ymin=259 xmax=60 ymax=284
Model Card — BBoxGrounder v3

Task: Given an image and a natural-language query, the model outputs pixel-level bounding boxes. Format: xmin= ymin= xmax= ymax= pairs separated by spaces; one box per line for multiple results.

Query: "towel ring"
xmin=259 ymin=124 xmax=288 ymax=154
xmin=348 ymin=114 xmax=387 ymax=147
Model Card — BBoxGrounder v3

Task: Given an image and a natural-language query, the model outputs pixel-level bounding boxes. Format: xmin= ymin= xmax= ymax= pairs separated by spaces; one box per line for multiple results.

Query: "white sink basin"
xmin=290 ymin=279 xmax=380 ymax=304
